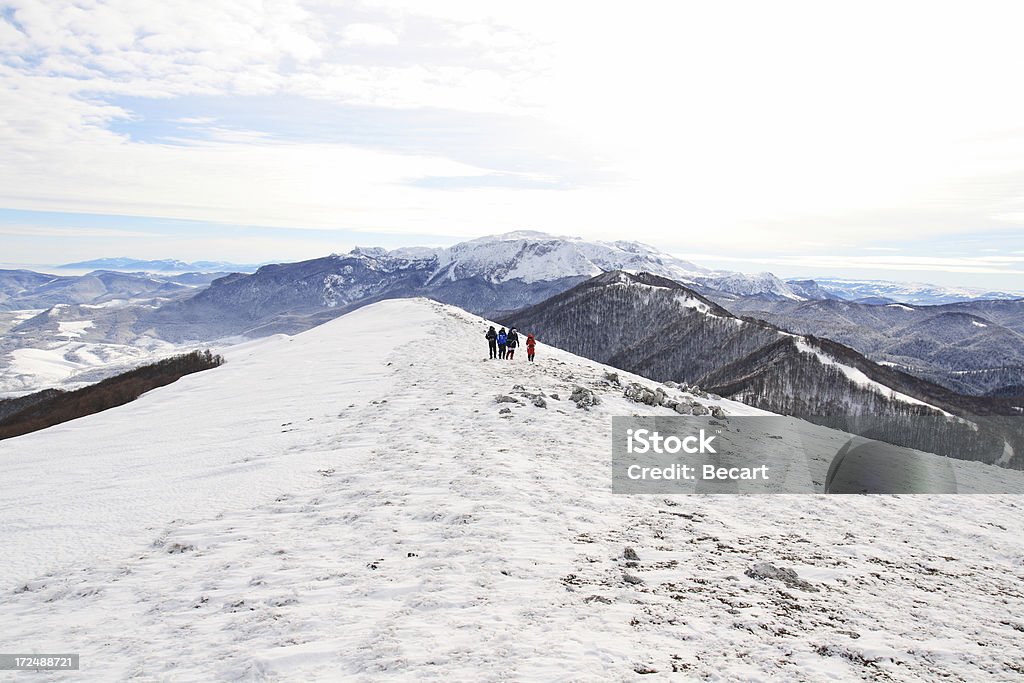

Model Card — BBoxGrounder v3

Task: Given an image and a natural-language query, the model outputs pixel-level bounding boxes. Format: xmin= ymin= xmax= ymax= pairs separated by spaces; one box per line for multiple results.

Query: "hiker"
xmin=485 ymin=326 xmax=498 ymax=359
xmin=526 ymin=333 xmax=536 ymax=361
xmin=506 ymin=327 xmax=519 ymax=360
xmin=497 ymin=328 xmax=508 ymax=359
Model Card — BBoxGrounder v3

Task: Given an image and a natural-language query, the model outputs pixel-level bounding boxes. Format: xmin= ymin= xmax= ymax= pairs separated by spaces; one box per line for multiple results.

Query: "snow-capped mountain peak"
xmin=340 ymin=231 xmax=712 ymax=286
xmin=694 ymin=271 xmax=805 ymax=300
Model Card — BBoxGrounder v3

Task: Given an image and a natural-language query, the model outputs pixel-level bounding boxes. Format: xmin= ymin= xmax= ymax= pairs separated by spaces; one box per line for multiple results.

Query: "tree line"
xmin=0 ymin=350 xmax=224 ymax=441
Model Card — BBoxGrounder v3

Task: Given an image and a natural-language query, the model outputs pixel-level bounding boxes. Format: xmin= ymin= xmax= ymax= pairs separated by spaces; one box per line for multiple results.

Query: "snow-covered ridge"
xmin=599 ymin=276 xmax=952 ymax=410
xmin=605 ymin=275 xmax=718 ymax=316
xmin=3 ymin=298 xmax=1023 ymax=680
xmin=793 ymin=339 xmax=950 ymax=414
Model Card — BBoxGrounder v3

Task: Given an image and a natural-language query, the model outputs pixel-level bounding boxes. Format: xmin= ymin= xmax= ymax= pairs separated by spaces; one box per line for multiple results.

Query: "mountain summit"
xmin=419 ymin=231 xmax=708 ymax=284
xmin=144 ymin=232 xmax=711 ymax=340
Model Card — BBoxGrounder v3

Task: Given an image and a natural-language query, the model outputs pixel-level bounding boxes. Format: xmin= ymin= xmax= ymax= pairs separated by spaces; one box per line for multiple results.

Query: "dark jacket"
xmin=506 ymin=330 xmax=519 ymax=348
xmin=485 ymin=328 xmax=497 ymax=341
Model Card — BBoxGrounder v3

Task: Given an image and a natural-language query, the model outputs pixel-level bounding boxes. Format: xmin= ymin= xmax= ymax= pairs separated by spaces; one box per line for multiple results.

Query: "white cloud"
xmin=174 ymin=116 xmax=218 ymax=125
xmin=0 ymin=225 xmax=163 ymax=238
xmin=340 ymin=23 xmax=399 ymax=46
xmin=1 ymin=0 xmax=1023 ymax=263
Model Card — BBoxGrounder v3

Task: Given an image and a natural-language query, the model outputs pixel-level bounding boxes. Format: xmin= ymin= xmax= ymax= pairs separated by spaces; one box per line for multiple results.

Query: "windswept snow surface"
xmin=2 ymin=299 xmax=1024 ymax=681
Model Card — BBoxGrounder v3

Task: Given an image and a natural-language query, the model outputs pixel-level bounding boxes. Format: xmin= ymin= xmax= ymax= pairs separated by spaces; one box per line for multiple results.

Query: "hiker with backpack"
xmin=497 ymin=328 xmax=508 ymax=359
xmin=526 ymin=333 xmax=536 ymax=361
xmin=506 ymin=328 xmax=519 ymax=360
xmin=485 ymin=326 xmax=498 ymax=359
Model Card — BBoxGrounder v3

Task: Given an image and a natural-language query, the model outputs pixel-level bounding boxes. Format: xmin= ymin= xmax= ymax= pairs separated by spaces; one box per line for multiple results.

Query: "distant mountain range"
xmin=142 ymin=231 xmax=714 ymax=340
xmin=57 ymin=257 xmax=261 ymax=273
xmin=0 ymin=269 xmax=209 ymax=311
xmin=693 ymin=275 xmax=1023 ymax=305
xmin=54 ymin=243 xmax=1022 ymax=304
xmin=786 ymin=278 xmax=1024 ymax=305
xmin=2 ymin=232 xmax=1022 ymax=404
xmin=720 ymin=296 xmax=1024 ymax=397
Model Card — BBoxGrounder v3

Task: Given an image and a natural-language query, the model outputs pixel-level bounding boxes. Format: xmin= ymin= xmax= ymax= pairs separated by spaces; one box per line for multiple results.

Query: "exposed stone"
xmin=166 ymin=542 xmax=195 ymax=554
xmin=624 ymin=382 xmax=659 ymax=406
xmin=584 ymin=594 xmax=614 ymax=605
xmin=622 ymin=573 xmax=644 ymax=585
xmin=744 ymin=562 xmax=818 ymax=592
xmin=570 ymin=386 xmax=600 ymax=410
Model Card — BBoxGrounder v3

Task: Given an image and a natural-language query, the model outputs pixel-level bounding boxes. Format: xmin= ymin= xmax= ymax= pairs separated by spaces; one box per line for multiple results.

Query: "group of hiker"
xmin=485 ymin=326 xmax=536 ymax=361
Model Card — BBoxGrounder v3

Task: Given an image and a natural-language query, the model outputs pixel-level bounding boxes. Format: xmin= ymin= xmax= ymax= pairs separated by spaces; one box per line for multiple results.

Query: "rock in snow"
xmin=569 ymin=385 xmax=600 ymax=410
xmin=1 ymin=298 xmax=1023 ymax=681
xmin=744 ymin=562 xmax=819 ymax=592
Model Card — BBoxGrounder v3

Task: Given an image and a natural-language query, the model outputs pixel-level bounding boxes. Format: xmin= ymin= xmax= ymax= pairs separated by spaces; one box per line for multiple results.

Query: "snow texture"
xmin=2 ymin=299 xmax=1023 ymax=681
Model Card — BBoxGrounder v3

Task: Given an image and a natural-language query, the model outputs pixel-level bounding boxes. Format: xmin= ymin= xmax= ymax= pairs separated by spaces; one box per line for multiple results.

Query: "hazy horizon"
xmin=3 ymin=226 xmax=1022 ymax=294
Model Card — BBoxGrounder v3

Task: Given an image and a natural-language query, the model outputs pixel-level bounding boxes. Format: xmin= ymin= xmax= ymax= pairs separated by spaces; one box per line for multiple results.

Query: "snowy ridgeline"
xmin=1 ymin=299 xmax=1024 ymax=680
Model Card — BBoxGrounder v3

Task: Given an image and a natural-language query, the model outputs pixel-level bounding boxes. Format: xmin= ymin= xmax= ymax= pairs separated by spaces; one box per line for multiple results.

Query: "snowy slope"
xmin=2 ymin=299 xmax=1024 ymax=681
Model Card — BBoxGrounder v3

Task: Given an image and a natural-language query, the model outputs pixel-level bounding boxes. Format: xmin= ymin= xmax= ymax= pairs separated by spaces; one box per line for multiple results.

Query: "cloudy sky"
xmin=1 ymin=0 xmax=1023 ymax=289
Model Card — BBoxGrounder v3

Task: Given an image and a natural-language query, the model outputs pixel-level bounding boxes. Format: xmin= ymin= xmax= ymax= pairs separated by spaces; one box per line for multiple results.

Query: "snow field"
xmin=1 ymin=299 xmax=1022 ymax=681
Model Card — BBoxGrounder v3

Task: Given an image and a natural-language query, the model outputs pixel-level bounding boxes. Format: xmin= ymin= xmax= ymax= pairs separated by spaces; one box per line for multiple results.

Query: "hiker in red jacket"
xmin=526 ymin=333 xmax=536 ymax=362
